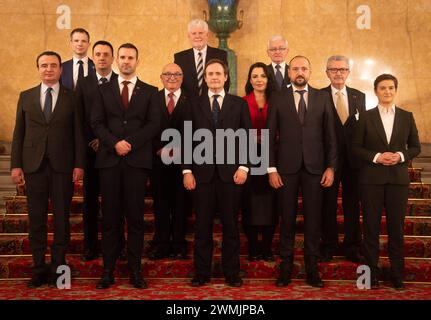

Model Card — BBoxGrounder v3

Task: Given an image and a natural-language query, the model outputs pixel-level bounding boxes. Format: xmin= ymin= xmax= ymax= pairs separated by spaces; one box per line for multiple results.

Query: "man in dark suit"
xmin=174 ymin=19 xmax=229 ymax=98
xmin=266 ymin=35 xmax=290 ymax=91
xmin=268 ymin=55 xmax=337 ymax=288
xmin=149 ymin=63 xmax=190 ymax=260
xmin=352 ymin=74 xmax=420 ymax=290
xmin=92 ymin=43 xmax=160 ymax=289
xmin=76 ymin=40 xmax=128 ymax=262
xmin=183 ymin=59 xmax=251 ymax=287
xmin=60 ymin=28 xmax=96 ymax=90
xmin=320 ymin=55 xmax=366 ymax=263
xmin=11 ymin=51 xmax=85 ymax=288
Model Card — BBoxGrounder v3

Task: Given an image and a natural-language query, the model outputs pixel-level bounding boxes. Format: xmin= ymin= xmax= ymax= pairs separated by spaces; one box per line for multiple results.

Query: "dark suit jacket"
xmin=268 ymin=85 xmax=337 ymax=175
xmin=183 ymin=94 xmax=252 ymax=183
xmin=60 ymin=58 xmax=96 ymax=90
xmin=91 ymin=78 xmax=160 ymax=169
xmin=267 ymin=63 xmax=290 ymax=91
xmin=76 ymin=72 xmax=118 ymax=144
xmin=174 ymin=46 xmax=229 ymax=97
xmin=153 ymin=89 xmax=190 ymax=154
xmin=321 ymin=85 xmax=366 ymax=169
xmin=352 ymin=106 xmax=421 ymax=185
xmin=11 ymin=84 xmax=86 ymax=173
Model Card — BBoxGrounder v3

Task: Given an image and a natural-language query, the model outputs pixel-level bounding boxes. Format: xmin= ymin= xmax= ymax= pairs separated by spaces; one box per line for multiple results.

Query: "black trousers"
xmin=193 ymin=174 xmax=241 ymax=278
xmin=151 ymin=157 xmax=187 ymax=253
xmin=83 ymin=147 xmax=99 ymax=253
xmin=361 ymin=184 xmax=408 ymax=279
xmin=99 ymin=160 xmax=149 ymax=273
xmin=244 ymin=225 xmax=276 ymax=256
xmin=278 ymin=169 xmax=322 ymax=261
xmin=321 ymin=161 xmax=361 ymax=255
xmin=25 ymin=159 xmax=73 ymax=277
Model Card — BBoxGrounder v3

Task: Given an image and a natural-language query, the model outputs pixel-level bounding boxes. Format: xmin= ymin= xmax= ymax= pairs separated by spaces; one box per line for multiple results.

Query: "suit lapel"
xmin=285 ymin=86 xmax=301 ymax=125
xmin=218 ymin=94 xmax=231 ymax=125
xmin=49 ymin=86 xmax=68 ymax=123
xmin=346 ymin=87 xmax=359 ymax=118
xmin=305 ymin=87 xmax=316 ymax=123
xmin=31 ymin=85 xmax=47 ymax=124
xmin=188 ymin=49 xmax=198 ymax=87
xmin=389 ymin=107 xmax=402 ymax=146
xmin=371 ymin=107 xmax=389 ymax=145
xmin=127 ymin=80 xmax=143 ymax=112
xmin=111 ymin=80 xmax=123 ymax=112
xmin=201 ymin=95 xmax=213 ymax=125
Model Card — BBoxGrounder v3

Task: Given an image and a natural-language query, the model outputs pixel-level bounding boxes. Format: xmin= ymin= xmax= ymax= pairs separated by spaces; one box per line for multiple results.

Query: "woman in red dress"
xmin=242 ymin=62 xmax=277 ymax=261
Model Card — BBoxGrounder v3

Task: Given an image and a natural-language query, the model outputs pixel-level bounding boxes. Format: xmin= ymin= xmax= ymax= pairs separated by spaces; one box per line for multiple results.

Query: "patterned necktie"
xmin=196 ymin=51 xmax=204 ymax=95
xmin=275 ymin=64 xmax=284 ymax=89
xmin=43 ymin=87 xmax=53 ymax=122
xmin=212 ymin=94 xmax=221 ymax=127
xmin=296 ymin=90 xmax=307 ymax=125
xmin=336 ymin=91 xmax=348 ymax=125
xmin=121 ymin=81 xmax=130 ymax=110
xmin=167 ymin=92 xmax=175 ymax=115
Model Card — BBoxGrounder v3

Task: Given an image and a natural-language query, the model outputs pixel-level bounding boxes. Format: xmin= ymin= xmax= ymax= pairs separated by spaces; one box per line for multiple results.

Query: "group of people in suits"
xmin=10 ymin=18 xmax=420 ymax=291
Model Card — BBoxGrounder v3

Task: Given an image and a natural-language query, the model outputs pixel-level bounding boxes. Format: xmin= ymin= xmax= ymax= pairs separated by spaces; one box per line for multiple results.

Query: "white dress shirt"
xmin=118 ymin=75 xmax=137 ymax=102
xmin=72 ymin=56 xmax=90 ymax=88
xmin=271 ymin=61 xmax=287 ymax=79
xmin=331 ymin=85 xmax=349 ymax=116
xmin=164 ymin=88 xmax=181 ymax=108
xmin=193 ymin=46 xmax=208 ymax=69
xmin=372 ymin=104 xmax=405 ymax=163
xmin=40 ymin=82 xmax=60 ymax=112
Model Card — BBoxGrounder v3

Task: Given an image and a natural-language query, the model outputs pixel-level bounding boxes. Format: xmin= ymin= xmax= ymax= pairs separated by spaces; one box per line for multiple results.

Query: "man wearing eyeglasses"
xmin=266 ymin=35 xmax=290 ymax=91
xmin=320 ymin=55 xmax=366 ymax=264
xmin=149 ymin=63 xmax=190 ymax=260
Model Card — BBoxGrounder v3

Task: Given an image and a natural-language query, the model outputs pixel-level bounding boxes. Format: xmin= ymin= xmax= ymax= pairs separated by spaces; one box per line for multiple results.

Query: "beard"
xmin=292 ymin=76 xmax=307 ymax=87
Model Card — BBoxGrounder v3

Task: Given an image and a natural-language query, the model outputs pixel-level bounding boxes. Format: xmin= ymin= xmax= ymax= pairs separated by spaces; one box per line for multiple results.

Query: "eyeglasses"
xmin=161 ymin=72 xmax=183 ymax=78
xmin=327 ymin=68 xmax=349 ymax=74
xmin=268 ymin=47 xmax=287 ymax=53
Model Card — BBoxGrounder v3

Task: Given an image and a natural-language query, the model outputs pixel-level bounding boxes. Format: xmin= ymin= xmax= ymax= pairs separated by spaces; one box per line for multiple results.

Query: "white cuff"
xmin=238 ymin=166 xmax=249 ymax=173
xmin=182 ymin=170 xmax=192 ymax=175
xmin=373 ymin=153 xmax=381 ymax=164
xmin=267 ymin=167 xmax=277 ymax=173
xmin=397 ymin=152 xmax=405 ymax=163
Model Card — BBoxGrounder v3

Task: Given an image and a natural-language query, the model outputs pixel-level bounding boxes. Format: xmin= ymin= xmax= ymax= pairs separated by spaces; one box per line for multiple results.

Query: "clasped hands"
xmin=115 ymin=140 xmax=131 ymax=156
xmin=376 ymin=152 xmax=401 ymax=166
xmin=183 ymin=168 xmax=248 ymax=191
xmin=268 ymin=167 xmax=335 ymax=189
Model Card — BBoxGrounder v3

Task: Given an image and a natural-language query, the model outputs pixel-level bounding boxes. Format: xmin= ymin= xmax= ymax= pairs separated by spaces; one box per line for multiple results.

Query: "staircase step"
xmin=2 ymin=214 xmax=431 ymax=236
xmin=1 ymin=255 xmax=430 ymax=282
xmin=1 ymin=233 xmax=430 ymax=258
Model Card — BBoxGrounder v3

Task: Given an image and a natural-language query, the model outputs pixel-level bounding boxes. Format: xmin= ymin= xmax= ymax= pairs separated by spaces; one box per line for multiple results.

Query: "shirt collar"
xmin=118 ymin=75 xmax=137 ymax=86
xmin=208 ymin=89 xmax=225 ymax=99
xmin=378 ymin=104 xmax=396 ymax=114
xmin=96 ymin=71 xmax=112 ymax=82
xmin=164 ymin=88 xmax=181 ymax=98
xmin=292 ymin=84 xmax=309 ymax=93
xmin=193 ymin=46 xmax=208 ymax=56
xmin=331 ymin=85 xmax=347 ymax=96
xmin=41 ymin=82 xmax=60 ymax=94
xmin=272 ymin=61 xmax=286 ymax=69
xmin=73 ymin=56 xmax=89 ymax=65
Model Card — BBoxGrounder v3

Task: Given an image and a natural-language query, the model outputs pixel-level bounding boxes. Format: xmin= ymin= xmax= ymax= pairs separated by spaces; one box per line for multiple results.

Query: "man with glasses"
xmin=266 ymin=35 xmax=290 ymax=91
xmin=320 ymin=55 xmax=366 ymax=263
xmin=149 ymin=63 xmax=190 ymax=260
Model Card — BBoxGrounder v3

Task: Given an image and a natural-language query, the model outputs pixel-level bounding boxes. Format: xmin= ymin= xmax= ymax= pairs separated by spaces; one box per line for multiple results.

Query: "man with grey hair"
xmin=320 ymin=55 xmax=366 ymax=263
xmin=266 ymin=35 xmax=290 ymax=90
xmin=174 ymin=18 xmax=229 ymax=97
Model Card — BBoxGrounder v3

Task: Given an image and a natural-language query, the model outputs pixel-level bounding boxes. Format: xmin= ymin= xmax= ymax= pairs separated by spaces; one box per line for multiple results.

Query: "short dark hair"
xmin=374 ymin=73 xmax=398 ymax=90
xmin=36 ymin=51 xmax=62 ymax=68
xmin=245 ymin=62 xmax=274 ymax=98
xmin=204 ymin=58 xmax=229 ymax=76
xmin=70 ymin=28 xmax=90 ymax=41
xmin=118 ymin=43 xmax=139 ymax=59
xmin=289 ymin=55 xmax=311 ymax=67
xmin=92 ymin=40 xmax=114 ymax=56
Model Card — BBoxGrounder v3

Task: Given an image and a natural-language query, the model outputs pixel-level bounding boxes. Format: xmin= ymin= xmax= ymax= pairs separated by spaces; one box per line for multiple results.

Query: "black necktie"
xmin=212 ymin=94 xmax=221 ymax=127
xmin=275 ymin=64 xmax=283 ymax=89
xmin=78 ymin=60 xmax=84 ymax=79
xmin=296 ymin=90 xmax=307 ymax=125
xmin=99 ymin=77 xmax=108 ymax=85
xmin=43 ymin=87 xmax=53 ymax=122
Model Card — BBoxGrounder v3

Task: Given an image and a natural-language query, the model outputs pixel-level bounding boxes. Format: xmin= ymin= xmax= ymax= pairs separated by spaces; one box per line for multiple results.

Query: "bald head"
xmin=160 ymin=63 xmax=183 ymax=92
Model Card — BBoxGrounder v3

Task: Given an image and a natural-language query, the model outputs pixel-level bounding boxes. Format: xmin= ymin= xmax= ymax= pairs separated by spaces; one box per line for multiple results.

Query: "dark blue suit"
xmin=60 ymin=58 xmax=95 ymax=90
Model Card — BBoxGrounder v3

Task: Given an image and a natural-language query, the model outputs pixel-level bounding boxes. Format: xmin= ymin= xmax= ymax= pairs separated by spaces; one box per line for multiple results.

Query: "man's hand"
xmin=377 ymin=152 xmax=401 ymax=166
xmin=11 ymin=168 xmax=25 ymax=185
xmin=321 ymin=167 xmax=334 ymax=188
xmin=268 ymin=172 xmax=284 ymax=189
xmin=73 ymin=168 xmax=84 ymax=182
xmin=183 ymin=172 xmax=196 ymax=190
xmin=115 ymin=140 xmax=131 ymax=156
xmin=88 ymin=139 xmax=99 ymax=152
xmin=233 ymin=168 xmax=248 ymax=185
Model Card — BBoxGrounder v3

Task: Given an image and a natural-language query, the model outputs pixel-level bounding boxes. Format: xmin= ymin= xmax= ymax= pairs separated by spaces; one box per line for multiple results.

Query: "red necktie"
xmin=167 ymin=92 xmax=175 ymax=114
xmin=121 ymin=80 xmax=130 ymax=109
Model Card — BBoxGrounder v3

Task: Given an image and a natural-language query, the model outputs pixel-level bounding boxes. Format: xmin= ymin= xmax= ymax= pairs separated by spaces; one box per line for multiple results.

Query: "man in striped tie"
xmin=174 ymin=19 xmax=230 ymax=98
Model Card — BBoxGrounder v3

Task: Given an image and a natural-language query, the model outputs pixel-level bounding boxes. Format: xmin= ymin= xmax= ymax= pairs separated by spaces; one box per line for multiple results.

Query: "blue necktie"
xmin=212 ymin=95 xmax=220 ymax=127
xmin=275 ymin=64 xmax=284 ymax=89
xmin=296 ymin=90 xmax=307 ymax=125
xmin=43 ymin=87 xmax=53 ymax=122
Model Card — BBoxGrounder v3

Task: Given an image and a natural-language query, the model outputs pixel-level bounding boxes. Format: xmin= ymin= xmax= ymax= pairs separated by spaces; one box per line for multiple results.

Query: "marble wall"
xmin=1 ymin=0 xmax=430 ymax=142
